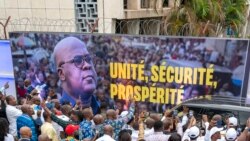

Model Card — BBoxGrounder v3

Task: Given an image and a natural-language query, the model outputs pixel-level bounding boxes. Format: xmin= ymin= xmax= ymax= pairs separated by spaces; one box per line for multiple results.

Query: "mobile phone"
xmin=237 ymin=127 xmax=242 ymax=136
xmin=189 ymin=110 xmax=194 ymax=117
xmin=173 ymin=110 xmax=178 ymax=117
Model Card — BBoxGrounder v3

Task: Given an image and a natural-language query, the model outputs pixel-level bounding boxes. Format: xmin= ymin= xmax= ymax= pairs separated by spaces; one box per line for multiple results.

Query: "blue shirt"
xmin=17 ymin=114 xmax=37 ymax=141
xmin=60 ymin=91 xmax=100 ymax=114
xmin=79 ymin=119 xmax=95 ymax=140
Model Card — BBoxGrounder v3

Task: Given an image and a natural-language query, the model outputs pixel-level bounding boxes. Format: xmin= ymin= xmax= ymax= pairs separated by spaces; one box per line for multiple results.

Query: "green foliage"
xmin=162 ymin=0 xmax=248 ymax=37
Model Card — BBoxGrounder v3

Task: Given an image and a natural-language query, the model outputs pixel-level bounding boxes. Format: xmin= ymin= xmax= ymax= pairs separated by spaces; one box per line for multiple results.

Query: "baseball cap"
xmin=65 ymin=124 xmax=79 ymax=136
xmin=188 ymin=126 xmax=200 ymax=139
xmin=225 ymin=128 xmax=237 ymax=141
xmin=228 ymin=117 xmax=238 ymax=126
xmin=209 ymin=127 xmax=223 ymax=138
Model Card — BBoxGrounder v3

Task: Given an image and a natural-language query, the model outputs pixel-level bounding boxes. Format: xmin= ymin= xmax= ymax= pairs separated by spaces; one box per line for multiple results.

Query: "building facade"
xmin=0 ymin=0 xmax=101 ymax=38
xmin=97 ymin=0 xmax=175 ymax=34
xmin=0 ymin=0 xmax=76 ymax=35
xmin=75 ymin=0 xmax=98 ymax=33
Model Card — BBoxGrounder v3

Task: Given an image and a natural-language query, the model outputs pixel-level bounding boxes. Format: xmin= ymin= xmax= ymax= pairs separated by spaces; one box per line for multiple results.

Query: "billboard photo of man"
xmin=53 ymin=37 xmax=99 ymax=114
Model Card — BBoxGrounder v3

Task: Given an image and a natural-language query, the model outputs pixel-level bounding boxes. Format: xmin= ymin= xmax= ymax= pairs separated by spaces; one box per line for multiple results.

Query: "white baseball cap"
xmin=209 ymin=127 xmax=223 ymax=138
xmin=228 ymin=117 xmax=238 ymax=126
xmin=188 ymin=126 xmax=200 ymax=139
xmin=225 ymin=128 xmax=237 ymax=141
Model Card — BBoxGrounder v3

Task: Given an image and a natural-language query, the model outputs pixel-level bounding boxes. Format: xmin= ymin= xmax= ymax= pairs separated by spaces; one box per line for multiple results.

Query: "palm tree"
xmin=159 ymin=0 xmax=248 ymax=37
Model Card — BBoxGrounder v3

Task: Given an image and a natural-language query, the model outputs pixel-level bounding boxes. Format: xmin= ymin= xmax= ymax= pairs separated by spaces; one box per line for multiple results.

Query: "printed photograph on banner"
xmin=9 ymin=32 xmax=249 ymax=114
xmin=0 ymin=40 xmax=16 ymax=98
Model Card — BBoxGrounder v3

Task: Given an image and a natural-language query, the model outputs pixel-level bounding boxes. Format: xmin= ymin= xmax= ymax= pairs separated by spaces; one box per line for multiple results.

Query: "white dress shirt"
xmin=4 ymin=133 xmax=14 ymax=141
xmin=96 ymin=134 xmax=115 ymax=141
xmin=6 ymin=105 xmax=22 ymax=136
xmin=145 ymin=132 xmax=170 ymax=141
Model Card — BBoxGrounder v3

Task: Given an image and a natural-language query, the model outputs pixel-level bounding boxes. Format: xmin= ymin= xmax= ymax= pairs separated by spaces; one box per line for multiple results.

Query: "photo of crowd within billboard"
xmin=9 ymin=32 xmax=249 ymax=113
xmin=0 ymin=40 xmax=16 ymax=97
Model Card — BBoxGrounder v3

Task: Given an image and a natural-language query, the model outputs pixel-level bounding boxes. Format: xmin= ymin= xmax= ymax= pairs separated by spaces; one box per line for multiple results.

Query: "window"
xmin=163 ymin=0 xmax=168 ymax=7
xmin=124 ymin=0 xmax=128 ymax=9
xmin=141 ymin=0 xmax=150 ymax=8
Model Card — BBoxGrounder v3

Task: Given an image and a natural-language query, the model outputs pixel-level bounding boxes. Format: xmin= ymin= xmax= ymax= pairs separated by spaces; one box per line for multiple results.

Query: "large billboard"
xmin=0 ymin=40 xmax=16 ymax=97
xmin=9 ymin=32 xmax=250 ymax=113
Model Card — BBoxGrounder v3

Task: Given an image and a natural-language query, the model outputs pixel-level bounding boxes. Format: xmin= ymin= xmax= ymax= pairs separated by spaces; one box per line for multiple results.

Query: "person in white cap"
xmin=182 ymin=126 xmax=200 ymax=141
xmin=220 ymin=116 xmax=239 ymax=140
xmin=204 ymin=114 xmax=224 ymax=141
xmin=228 ymin=117 xmax=238 ymax=128
xmin=225 ymin=128 xmax=237 ymax=141
xmin=182 ymin=116 xmax=204 ymax=141
xmin=210 ymin=127 xmax=223 ymax=141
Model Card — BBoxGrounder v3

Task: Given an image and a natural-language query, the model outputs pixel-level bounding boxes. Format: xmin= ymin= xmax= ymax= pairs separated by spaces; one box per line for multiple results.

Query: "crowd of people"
xmin=0 ymin=86 xmax=250 ymax=141
xmin=0 ymin=33 xmax=247 ymax=141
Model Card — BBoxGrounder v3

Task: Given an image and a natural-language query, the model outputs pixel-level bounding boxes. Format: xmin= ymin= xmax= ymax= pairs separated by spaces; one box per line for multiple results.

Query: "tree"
xmin=159 ymin=0 xmax=248 ymax=37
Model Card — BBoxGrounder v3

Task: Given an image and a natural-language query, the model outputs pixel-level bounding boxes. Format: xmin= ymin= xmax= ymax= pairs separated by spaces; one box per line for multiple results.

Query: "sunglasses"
xmin=59 ymin=54 xmax=93 ymax=68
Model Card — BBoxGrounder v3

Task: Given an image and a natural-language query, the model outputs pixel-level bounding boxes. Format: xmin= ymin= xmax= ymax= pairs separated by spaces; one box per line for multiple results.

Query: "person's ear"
xmin=29 ymin=130 xmax=32 ymax=137
xmin=57 ymin=68 xmax=65 ymax=80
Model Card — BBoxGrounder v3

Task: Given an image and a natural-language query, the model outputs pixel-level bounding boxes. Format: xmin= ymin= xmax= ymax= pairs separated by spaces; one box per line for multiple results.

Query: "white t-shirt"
xmin=4 ymin=134 xmax=14 ymax=141
xmin=6 ymin=105 xmax=22 ymax=136
xmin=52 ymin=121 xmax=63 ymax=140
xmin=96 ymin=134 xmax=115 ymax=141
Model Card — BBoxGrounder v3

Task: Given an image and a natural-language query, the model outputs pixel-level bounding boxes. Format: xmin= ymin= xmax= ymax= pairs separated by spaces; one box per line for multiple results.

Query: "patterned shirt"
xmin=79 ymin=119 xmax=95 ymax=140
xmin=104 ymin=103 xmax=135 ymax=140
xmin=94 ymin=124 xmax=104 ymax=138
xmin=16 ymin=114 xmax=37 ymax=141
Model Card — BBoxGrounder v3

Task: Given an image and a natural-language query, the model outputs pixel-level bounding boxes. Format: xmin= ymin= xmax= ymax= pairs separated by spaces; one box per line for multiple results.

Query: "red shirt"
xmin=17 ymin=86 xmax=26 ymax=97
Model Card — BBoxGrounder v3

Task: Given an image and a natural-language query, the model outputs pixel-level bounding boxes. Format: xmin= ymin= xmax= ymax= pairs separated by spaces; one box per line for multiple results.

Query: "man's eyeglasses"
xmin=59 ymin=55 xmax=93 ymax=68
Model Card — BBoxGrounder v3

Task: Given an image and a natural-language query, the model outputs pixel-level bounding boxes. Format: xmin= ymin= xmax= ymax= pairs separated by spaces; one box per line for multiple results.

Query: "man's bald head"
xmin=21 ymin=104 xmax=31 ymax=114
xmin=21 ymin=104 xmax=34 ymax=116
xmin=150 ymin=113 xmax=161 ymax=121
xmin=145 ymin=118 xmax=155 ymax=129
xmin=106 ymin=109 xmax=116 ymax=120
xmin=93 ymin=114 xmax=104 ymax=125
xmin=163 ymin=118 xmax=173 ymax=130
xmin=104 ymin=125 xmax=113 ymax=136
xmin=83 ymin=108 xmax=93 ymax=120
xmin=52 ymin=36 xmax=97 ymax=103
xmin=53 ymin=37 xmax=87 ymax=68
xmin=20 ymin=126 xmax=32 ymax=138
xmin=38 ymin=134 xmax=50 ymax=141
